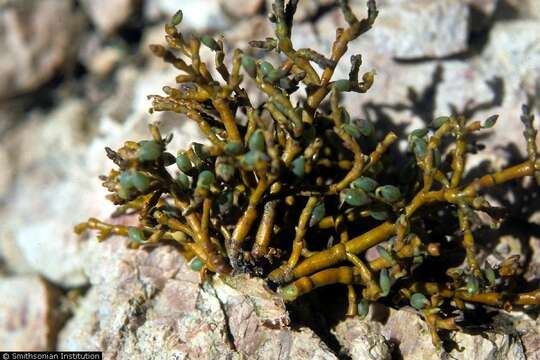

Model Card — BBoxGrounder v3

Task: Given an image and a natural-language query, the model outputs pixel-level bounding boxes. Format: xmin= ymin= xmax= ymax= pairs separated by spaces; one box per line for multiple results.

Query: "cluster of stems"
xmin=76 ymin=0 xmax=540 ymax=347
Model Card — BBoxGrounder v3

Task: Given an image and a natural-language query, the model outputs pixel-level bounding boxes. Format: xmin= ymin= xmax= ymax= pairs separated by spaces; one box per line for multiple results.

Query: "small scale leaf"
xmin=241 ymin=55 xmax=257 ymax=78
xmin=357 ymin=299 xmax=370 ymax=317
xmin=333 ymin=79 xmax=350 ymax=92
xmin=351 ymin=176 xmax=378 ymax=192
xmin=131 ymin=172 xmax=150 ymax=192
xmin=248 ymin=129 xmax=265 ymax=152
xmin=483 ymin=114 xmax=499 ymax=129
xmin=137 ymin=141 xmax=162 ymax=161
xmin=201 ymin=35 xmax=220 ymax=51
xmin=171 ymin=10 xmax=183 ymax=25
xmin=432 ymin=116 xmax=450 ymax=129
xmin=379 ymin=269 xmax=391 ymax=297
xmin=358 ymin=119 xmax=375 ymax=137
xmin=309 ymin=202 xmax=326 ymax=227
xmin=128 ymin=227 xmax=146 ymax=244
xmin=224 ymin=142 xmax=244 ymax=155
xmin=176 ymin=153 xmax=193 ymax=172
xmin=410 ymin=293 xmax=429 ymax=310
xmin=292 ymin=156 xmax=305 ymax=177
xmin=197 ymin=170 xmax=215 ymax=189
xmin=375 ymin=185 xmax=401 ymax=203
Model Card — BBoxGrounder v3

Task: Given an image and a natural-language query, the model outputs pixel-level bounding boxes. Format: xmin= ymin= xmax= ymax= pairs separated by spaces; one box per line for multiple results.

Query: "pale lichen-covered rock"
xmin=362 ymin=304 xmax=526 ymax=360
xmin=59 ymin=237 xmax=338 ymax=359
xmin=147 ymin=0 xmax=231 ymax=31
xmin=317 ymin=0 xmax=469 ymax=59
xmin=0 ymin=276 xmax=62 ymax=351
xmin=81 ymin=0 xmax=138 ymax=35
xmin=332 ymin=318 xmax=391 ymax=360
xmin=0 ymin=0 xmax=84 ymax=99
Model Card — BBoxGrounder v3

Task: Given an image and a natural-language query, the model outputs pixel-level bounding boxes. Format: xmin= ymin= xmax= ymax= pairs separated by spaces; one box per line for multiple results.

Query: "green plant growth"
xmin=76 ymin=0 xmax=540 ymax=347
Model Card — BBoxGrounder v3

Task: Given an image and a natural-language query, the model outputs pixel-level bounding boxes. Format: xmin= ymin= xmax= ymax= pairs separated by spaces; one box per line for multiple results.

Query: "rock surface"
xmin=336 ymin=304 xmax=527 ymax=360
xmin=59 ymin=237 xmax=338 ymax=359
xmin=81 ymin=0 xmax=137 ymax=35
xmin=0 ymin=276 xmax=62 ymax=351
xmin=0 ymin=0 xmax=84 ymax=99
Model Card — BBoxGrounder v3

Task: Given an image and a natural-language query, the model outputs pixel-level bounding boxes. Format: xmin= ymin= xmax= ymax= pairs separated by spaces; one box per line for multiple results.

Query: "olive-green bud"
xmin=466 ymin=276 xmax=480 ymax=295
xmin=484 ymin=264 xmax=496 ymax=286
xmin=201 ymin=35 xmax=220 ymax=50
xmin=128 ymin=227 xmax=146 ymax=244
xmin=197 ymin=170 xmax=215 ymax=189
xmin=375 ymin=185 xmax=401 ymax=203
xmin=432 ymin=116 xmax=450 ymax=129
xmin=176 ymin=173 xmax=190 ymax=189
xmin=136 ymin=141 xmax=162 ymax=161
xmin=248 ymin=129 xmax=265 ymax=152
xmin=351 ymin=176 xmax=378 ymax=192
xmin=260 ymin=61 xmax=275 ymax=77
xmin=176 ymin=153 xmax=193 ymax=172
xmin=379 ymin=269 xmax=391 ymax=297
xmin=342 ymin=123 xmax=360 ymax=138
xmin=224 ymin=142 xmax=244 ymax=155
xmin=340 ymin=188 xmax=370 ymax=207
xmin=413 ymin=137 xmax=427 ymax=159
xmin=131 ymin=172 xmax=150 ymax=192
xmin=410 ymin=293 xmax=429 ymax=310
xmin=377 ymin=246 xmax=395 ymax=265
xmin=369 ymin=205 xmax=389 ymax=221
xmin=333 ymin=79 xmax=350 ymax=92
xmin=241 ymin=55 xmax=257 ymax=78
xmin=216 ymin=163 xmax=235 ymax=182
xmin=309 ymin=202 xmax=326 ymax=227
xmin=119 ymin=171 xmax=134 ymax=190
xmin=189 ymin=257 xmax=204 ymax=271
xmin=357 ymin=299 xmax=369 ymax=317
xmin=171 ymin=10 xmax=183 ymax=25
xmin=292 ymin=156 xmax=305 ymax=177
xmin=410 ymin=128 xmax=428 ymax=138
xmin=242 ymin=150 xmax=269 ymax=167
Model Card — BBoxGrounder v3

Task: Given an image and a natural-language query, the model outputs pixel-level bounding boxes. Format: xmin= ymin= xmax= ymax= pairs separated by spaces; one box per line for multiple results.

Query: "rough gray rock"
xmin=0 ymin=276 xmax=62 ymax=351
xmin=59 ymin=237 xmax=338 ymax=359
xmin=147 ymin=0 xmax=231 ymax=31
xmin=332 ymin=318 xmax=391 ymax=360
xmin=81 ymin=0 xmax=138 ymax=35
xmin=361 ymin=304 xmax=526 ymax=360
xmin=317 ymin=0 xmax=469 ymax=59
xmin=0 ymin=0 xmax=84 ymax=99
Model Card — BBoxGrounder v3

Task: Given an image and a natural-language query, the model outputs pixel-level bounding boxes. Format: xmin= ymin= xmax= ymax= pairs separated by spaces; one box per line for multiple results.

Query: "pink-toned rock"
xmin=0 ymin=276 xmax=61 ymax=351
xmin=81 ymin=0 xmax=137 ymax=35
xmin=0 ymin=0 xmax=84 ymax=99
xmin=58 ymin=237 xmax=338 ymax=359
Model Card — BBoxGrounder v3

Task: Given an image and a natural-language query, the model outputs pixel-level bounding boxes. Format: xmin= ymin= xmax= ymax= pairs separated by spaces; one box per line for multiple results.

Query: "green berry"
xmin=224 ymin=142 xmax=244 ymax=155
xmin=248 ymin=129 xmax=265 ymax=152
xmin=189 ymin=257 xmax=204 ymax=271
xmin=197 ymin=170 xmax=215 ymax=189
xmin=128 ymin=227 xmax=146 ymax=244
xmin=176 ymin=153 xmax=193 ymax=172
xmin=410 ymin=293 xmax=429 ymax=310
xmin=351 ymin=177 xmax=378 ymax=192
xmin=260 ymin=61 xmax=275 ymax=77
xmin=216 ymin=163 xmax=235 ymax=182
xmin=136 ymin=141 xmax=162 ymax=161
xmin=131 ymin=172 xmax=150 ymax=192
xmin=292 ymin=156 xmax=305 ymax=177
xmin=176 ymin=173 xmax=190 ymax=189
xmin=241 ymin=55 xmax=257 ymax=78
xmin=334 ymin=79 xmax=350 ymax=92
xmin=340 ymin=188 xmax=370 ymax=207
xmin=375 ymin=185 xmax=401 ymax=203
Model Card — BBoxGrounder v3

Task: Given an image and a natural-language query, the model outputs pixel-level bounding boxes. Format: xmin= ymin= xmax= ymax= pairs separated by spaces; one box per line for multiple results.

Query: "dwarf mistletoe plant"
xmin=76 ymin=0 xmax=540 ymax=347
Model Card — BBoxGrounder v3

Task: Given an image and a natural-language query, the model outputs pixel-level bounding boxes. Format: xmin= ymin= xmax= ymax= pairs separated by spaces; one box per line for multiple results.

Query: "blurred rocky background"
xmin=0 ymin=0 xmax=539 ymax=358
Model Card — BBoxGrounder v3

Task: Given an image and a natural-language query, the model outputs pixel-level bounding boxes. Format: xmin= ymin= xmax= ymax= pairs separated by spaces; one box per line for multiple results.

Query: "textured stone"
xmin=332 ymin=318 xmax=391 ymax=360
xmin=221 ymin=0 xmax=264 ymax=18
xmin=81 ymin=0 xmax=137 ymax=35
xmin=149 ymin=0 xmax=231 ymax=31
xmin=59 ymin=237 xmax=337 ymax=359
xmin=0 ymin=276 xmax=62 ymax=351
xmin=0 ymin=0 xmax=84 ymax=99
xmin=317 ymin=0 xmax=469 ymax=59
xmin=363 ymin=304 xmax=526 ymax=359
